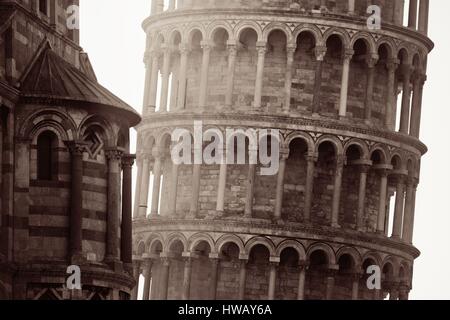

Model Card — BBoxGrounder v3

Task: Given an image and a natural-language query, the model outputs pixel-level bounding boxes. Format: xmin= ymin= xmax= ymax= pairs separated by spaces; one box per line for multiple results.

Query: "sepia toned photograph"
xmin=0 ymin=0 xmax=448 ymax=308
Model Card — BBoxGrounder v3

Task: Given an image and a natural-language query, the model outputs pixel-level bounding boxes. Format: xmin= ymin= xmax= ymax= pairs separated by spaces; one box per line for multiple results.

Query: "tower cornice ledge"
xmin=139 ymin=112 xmax=428 ymax=155
xmin=133 ymin=218 xmax=420 ymax=259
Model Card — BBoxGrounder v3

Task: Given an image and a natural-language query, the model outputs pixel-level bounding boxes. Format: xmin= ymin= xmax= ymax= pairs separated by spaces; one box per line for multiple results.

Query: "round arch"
xmin=215 ymin=234 xmax=245 ymax=256
xmin=245 ymin=237 xmax=276 ymax=257
xmin=188 ymin=233 xmax=216 ymax=254
xmin=307 ymin=242 xmax=336 ymax=265
xmin=275 ymin=240 xmax=307 ymax=261
xmin=262 ymin=22 xmax=293 ymax=43
xmin=234 ymin=21 xmax=263 ymax=42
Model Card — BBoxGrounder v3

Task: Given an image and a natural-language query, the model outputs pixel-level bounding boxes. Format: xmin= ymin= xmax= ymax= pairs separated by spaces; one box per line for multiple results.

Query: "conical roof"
xmin=19 ymin=42 xmax=140 ymax=126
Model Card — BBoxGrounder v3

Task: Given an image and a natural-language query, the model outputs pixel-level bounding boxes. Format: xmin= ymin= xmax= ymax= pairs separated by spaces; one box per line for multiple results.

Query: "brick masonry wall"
xmin=82 ymin=155 xmax=108 ymax=262
xmin=9 ymin=8 xmax=79 ymax=83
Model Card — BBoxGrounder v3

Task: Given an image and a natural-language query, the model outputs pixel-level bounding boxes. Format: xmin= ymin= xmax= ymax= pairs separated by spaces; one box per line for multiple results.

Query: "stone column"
xmin=67 ymin=141 xmax=86 ymax=262
xmin=385 ymin=59 xmax=399 ymax=130
xmin=150 ymin=0 xmax=157 ymax=14
xmin=159 ymin=46 xmax=172 ymax=112
xmin=284 ymin=44 xmax=296 ymax=112
xmin=168 ymin=165 xmax=179 ymax=217
xmin=399 ymin=64 xmax=412 ymax=134
xmin=399 ymin=285 xmax=410 ymax=300
xmin=168 ymin=143 xmax=179 ymax=216
xmin=156 ymin=0 xmax=164 ymax=13
xmin=418 ymin=0 xmax=429 ymax=35
xmin=148 ymin=49 xmax=161 ymax=113
xmin=297 ymin=263 xmax=307 ymax=300
xmin=351 ymin=272 xmax=360 ymax=300
xmin=389 ymin=284 xmax=400 ymax=300
xmin=339 ymin=49 xmax=354 ymax=117
xmin=410 ymin=73 xmax=426 ymax=138
xmin=131 ymin=259 xmax=142 ymax=300
xmin=121 ymin=154 xmax=135 ymax=265
xmin=304 ymin=154 xmax=317 ymax=223
xmin=356 ymin=164 xmax=370 ymax=231
xmin=274 ymin=149 xmax=289 ymax=221
xmin=138 ymin=154 xmax=152 ymax=218
xmin=182 ymin=257 xmax=193 ymax=300
xmin=225 ymin=43 xmax=237 ymax=108
xmin=169 ymin=64 xmax=179 ymax=110
xmin=216 ymin=162 xmax=227 ymax=213
xmin=133 ymin=158 xmax=142 ymax=218
xmin=364 ymin=55 xmax=378 ymax=122
xmin=408 ymin=0 xmax=418 ymax=29
xmin=143 ymin=259 xmax=153 ymax=300
xmin=392 ymin=174 xmax=406 ymax=239
xmin=312 ymin=46 xmax=326 ymax=114
xmin=253 ymin=42 xmax=267 ymax=109
xmin=160 ymin=257 xmax=171 ymax=300
xmin=177 ymin=44 xmax=189 ymax=110
xmin=331 ymin=156 xmax=345 ymax=228
xmin=199 ymin=41 xmax=211 ymax=109
xmin=348 ymin=0 xmax=355 ymax=14
xmin=325 ymin=270 xmax=336 ymax=300
xmin=105 ymin=148 xmax=123 ymax=263
xmin=150 ymin=149 xmax=163 ymax=217
xmin=168 ymin=0 xmax=176 ymax=10
xmin=393 ymin=0 xmax=404 ymax=25
xmin=244 ymin=164 xmax=257 ymax=218
xmin=209 ymin=256 xmax=219 ymax=300
xmin=268 ymin=262 xmax=278 ymax=300
xmin=376 ymin=168 xmax=390 ymax=233
xmin=402 ymin=178 xmax=418 ymax=244
xmin=189 ymin=157 xmax=202 ymax=219
xmin=238 ymin=259 xmax=248 ymax=300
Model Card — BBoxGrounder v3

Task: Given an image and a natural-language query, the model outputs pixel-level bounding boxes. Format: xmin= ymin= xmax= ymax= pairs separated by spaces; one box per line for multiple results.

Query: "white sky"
xmin=80 ymin=1 xmax=450 ymax=300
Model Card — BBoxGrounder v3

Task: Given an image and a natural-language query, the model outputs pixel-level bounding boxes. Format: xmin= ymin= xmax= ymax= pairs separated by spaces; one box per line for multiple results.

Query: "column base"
xmin=70 ymin=253 xmax=87 ymax=265
xmin=205 ymin=211 xmax=224 ymax=220
xmin=148 ymin=213 xmax=160 ymax=220
xmin=104 ymin=257 xmax=124 ymax=272
xmin=123 ymin=262 xmax=134 ymax=276
xmin=186 ymin=211 xmax=198 ymax=220
xmin=331 ymin=223 xmax=341 ymax=229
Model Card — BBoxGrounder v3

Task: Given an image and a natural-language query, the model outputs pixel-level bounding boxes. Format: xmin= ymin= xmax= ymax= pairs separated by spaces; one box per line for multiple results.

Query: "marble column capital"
xmin=105 ymin=147 xmax=124 ymax=161
xmin=227 ymin=43 xmax=238 ymax=56
xmin=343 ymin=49 xmax=355 ymax=61
xmin=366 ymin=54 xmax=379 ymax=68
xmin=314 ymin=45 xmax=327 ymax=61
xmin=200 ymin=41 xmax=212 ymax=52
xmin=386 ymin=58 xmax=400 ymax=71
xmin=178 ymin=43 xmax=191 ymax=56
xmin=256 ymin=42 xmax=267 ymax=55
xmin=400 ymin=63 xmax=413 ymax=78
xmin=66 ymin=141 xmax=88 ymax=155
xmin=152 ymin=147 xmax=165 ymax=160
xmin=305 ymin=152 xmax=318 ymax=163
xmin=121 ymin=154 xmax=136 ymax=168
xmin=279 ymin=148 xmax=290 ymax=160
xmin=286 ymin=43 xmax=297 ymax=56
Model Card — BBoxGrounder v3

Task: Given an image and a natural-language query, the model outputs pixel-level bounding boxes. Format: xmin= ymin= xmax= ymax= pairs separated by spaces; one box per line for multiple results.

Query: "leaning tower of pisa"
xmin=132 ymin=0 xmax=432 ymax=300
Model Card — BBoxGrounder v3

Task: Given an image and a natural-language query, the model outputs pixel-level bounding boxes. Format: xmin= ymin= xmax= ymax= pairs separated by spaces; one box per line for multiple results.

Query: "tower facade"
xmin=133 ymin=0 xmax=432 ymax=300
xmin=0 ymin=0 xmax=140 ymax=299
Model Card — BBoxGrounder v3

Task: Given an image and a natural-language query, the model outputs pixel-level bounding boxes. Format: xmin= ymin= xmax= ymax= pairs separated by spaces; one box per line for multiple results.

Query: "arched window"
xmin=37 ymin=131 xmax=57 ymax=181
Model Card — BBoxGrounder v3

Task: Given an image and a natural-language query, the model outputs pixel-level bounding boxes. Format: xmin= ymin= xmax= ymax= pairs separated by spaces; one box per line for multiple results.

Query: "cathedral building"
xmin=0 ymin=0 xmax=140 ymax=299
xmin=133 ymin=0 xmax=432 ymax=300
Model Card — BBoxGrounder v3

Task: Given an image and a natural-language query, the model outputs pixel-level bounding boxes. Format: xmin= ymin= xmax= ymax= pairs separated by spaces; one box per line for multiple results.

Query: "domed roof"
xmin=19 ymin=41 xmax=141 ymax=126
